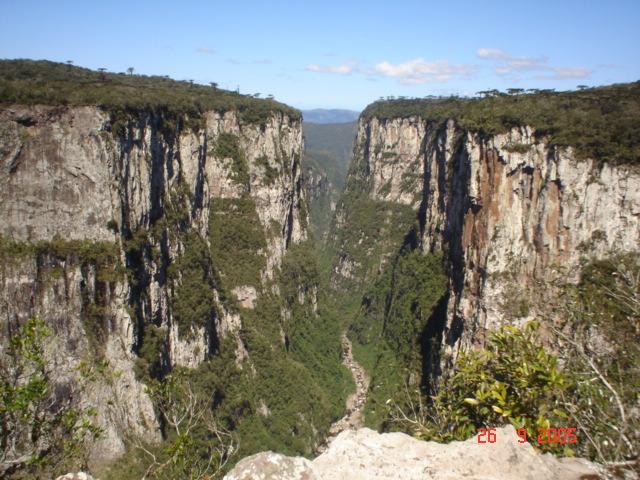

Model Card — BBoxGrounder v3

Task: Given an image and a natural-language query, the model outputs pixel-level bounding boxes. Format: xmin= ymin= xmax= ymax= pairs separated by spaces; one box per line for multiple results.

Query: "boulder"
xmin=224 ymin=426 xmax=601 ymax=480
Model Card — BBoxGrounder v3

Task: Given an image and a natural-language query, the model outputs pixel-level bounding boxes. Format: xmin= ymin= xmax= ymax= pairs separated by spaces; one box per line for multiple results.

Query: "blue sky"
xmin=1 ymin=0 xmax=639 ymax=110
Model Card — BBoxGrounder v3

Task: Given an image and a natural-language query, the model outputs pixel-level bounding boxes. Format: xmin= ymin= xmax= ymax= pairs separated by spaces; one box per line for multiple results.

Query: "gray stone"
xmin=225 ymin=426 xmax=601 ymax=480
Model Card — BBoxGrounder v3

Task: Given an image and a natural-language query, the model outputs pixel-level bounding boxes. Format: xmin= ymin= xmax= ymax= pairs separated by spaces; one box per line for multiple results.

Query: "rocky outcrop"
xmin=0 ymin=104 xmax=305 ymax=464
xmin=337 ymin=115 xmax=640 ymax=358
xmin=225 ymin=426 xmax=601 ymax=479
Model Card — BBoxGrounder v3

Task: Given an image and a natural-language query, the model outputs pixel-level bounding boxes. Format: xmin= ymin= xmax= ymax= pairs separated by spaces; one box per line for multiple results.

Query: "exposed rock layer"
xmin=335 ymin=116 xmax=640 ymax=357
xmin=0 ymin=104 xmax=305 ymax=464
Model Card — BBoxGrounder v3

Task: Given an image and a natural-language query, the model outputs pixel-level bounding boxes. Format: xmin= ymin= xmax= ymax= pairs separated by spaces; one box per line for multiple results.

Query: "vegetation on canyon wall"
xmin=0 ymin=60 xmax=300 ymax=123
xmin=105 ymin=240 xmax=352 ymax=480
xmin=0 ymin=318 xmax=101 ymax=478
xmin=362 ymin=81 xmax=640 ymax=165
xmin=374 ymin=254 xmax=639 ymax=465
xmin=2 ymin=61 xmax=639 ymax=479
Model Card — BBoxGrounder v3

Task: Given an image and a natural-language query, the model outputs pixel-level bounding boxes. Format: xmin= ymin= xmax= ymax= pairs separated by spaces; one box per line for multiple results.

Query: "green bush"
xmin=554 ymin=254 xmax=639 ymax=464
xmin=167 ymin=232 xmax=217 ymax=336
xmin=208 ymin=195 xmax=266 ymax=291
xmin=389 ymin=322 xmax=571 ymax=455
xmin=255 ymin=155 xmax=279 ymax=185
xmin=348 ymin=248 xmax=448 ymax=428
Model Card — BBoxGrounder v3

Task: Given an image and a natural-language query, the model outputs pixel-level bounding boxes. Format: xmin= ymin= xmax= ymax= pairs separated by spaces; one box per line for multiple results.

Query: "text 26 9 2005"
xmin=477 ymin=427 xmax=577 ymax=444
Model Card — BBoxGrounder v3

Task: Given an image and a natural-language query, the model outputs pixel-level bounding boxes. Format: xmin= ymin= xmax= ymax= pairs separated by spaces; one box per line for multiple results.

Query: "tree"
xmin=0 ymin=318 xmax=100 ymax=477
xmin=127 ymin=67 xmax=134 ymax=76
xmin=552 ymin=254 xmax=639 ymax=467
xmin=577 ymin=85 xmax=588 ymax=90
xmin=506 ymin=88 xmax=524 ymax=95
xmin=136 ymin=372 xmax=237 ymax=480
xmin=209 ymin=82 xmax=218 ymax=90
xmin=98 ymin=68 xmax=107 ymax=80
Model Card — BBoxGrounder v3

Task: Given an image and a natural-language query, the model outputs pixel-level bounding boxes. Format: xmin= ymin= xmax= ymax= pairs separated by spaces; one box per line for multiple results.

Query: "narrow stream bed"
xmin=315 ymin=334 xmax=370 ymax=455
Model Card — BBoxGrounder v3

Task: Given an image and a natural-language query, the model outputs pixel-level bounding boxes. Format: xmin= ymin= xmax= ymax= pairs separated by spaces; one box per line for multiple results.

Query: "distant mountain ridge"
xmin=302 ymin=108 xmax=360 ymax=124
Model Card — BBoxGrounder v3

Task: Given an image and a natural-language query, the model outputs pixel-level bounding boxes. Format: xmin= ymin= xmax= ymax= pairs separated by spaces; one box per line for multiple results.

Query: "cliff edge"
xmin=225 ymin=426 xmax=600 ymax=480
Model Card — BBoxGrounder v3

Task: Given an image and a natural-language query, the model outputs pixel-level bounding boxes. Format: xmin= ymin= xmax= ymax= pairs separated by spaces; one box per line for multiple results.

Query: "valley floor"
xmin=316 ymin=335 xmax=369 ymax=454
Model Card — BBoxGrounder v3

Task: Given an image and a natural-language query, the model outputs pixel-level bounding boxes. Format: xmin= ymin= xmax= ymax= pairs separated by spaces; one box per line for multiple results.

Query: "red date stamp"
xmin=477 ymin=427 xmax=577 ymax=444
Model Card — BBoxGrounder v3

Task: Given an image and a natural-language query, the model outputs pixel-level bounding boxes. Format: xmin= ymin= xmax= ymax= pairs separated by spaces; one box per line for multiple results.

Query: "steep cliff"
xmin=0 ymin=60 xmax=349 ymax=474
xmin=332 ymin=83 xmax=640 ymax=416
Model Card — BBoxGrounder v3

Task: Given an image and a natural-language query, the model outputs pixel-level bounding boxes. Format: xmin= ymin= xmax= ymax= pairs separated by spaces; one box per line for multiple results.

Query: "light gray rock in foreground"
xmin=225 ymin=452 xmax=317 ymax=480
xmin=224 ymin=426 xmax=600 ymax=480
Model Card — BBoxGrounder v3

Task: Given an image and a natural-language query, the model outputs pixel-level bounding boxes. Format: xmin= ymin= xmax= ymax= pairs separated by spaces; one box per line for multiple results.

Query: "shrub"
xmin=388 ymin=321 xmax=571 ymax=455
xmin=208 ymin=195 xmax=266 ymax=290
xmin=552 ymin=254 xmax=639 ymax=465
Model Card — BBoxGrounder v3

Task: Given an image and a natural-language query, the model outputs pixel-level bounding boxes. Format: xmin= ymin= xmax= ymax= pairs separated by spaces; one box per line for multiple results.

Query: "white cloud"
xmin=305 ymin=62 xmax=355 ymax=74
xmin=374 ymin=58 xmax=475 ymax=84
xmin=550 ymin=67 xmax=591 ymax=79
xmin=477 ymin=47 xmax=591 ymax=79
xmin=252 ymin=59 xmax=273 ymax=65
xmin=304 ymin=58 xmax=474 ymax=85
xmin=196 ymin=47 xmax=215 ymax=54
xmin=476 ymin=48 xmax=509 ymax=60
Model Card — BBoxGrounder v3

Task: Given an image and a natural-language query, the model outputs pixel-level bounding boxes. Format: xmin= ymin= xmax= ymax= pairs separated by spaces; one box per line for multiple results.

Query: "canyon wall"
xmin=335 ymin=115 xmax=640 ymax=360
xmin=0 ymin=104 xmax=306 ymax=464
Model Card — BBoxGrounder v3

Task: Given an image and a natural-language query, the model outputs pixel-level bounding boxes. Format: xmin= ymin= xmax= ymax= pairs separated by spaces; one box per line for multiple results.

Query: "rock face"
xmin=0 ymin=104 xmax=305 ymax=464
xmin=335 ymin=115 xmax=640 ymax=357
xmin=225 ymin=426 xmax=600 ymax=480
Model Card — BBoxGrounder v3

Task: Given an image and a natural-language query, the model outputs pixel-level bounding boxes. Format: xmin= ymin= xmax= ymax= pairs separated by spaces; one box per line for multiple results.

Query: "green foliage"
xmin=167 ymin=232 xmax=217 ymax=336
xmin=214 ymin=133 xmax=249 ymax=186
xmin=555 ymin=254 xmax=639 ymax=464
xmin=0 ymin=236 xmax=122 ymax=282
xmin=504 ymin=142 xmax=532 ymax=154
xmin=329 ymin=189 xmax=417 ymax=293
xmin=134 ymin=325 xmax=166 ymax=382
xmin=0 ymin=59 xmax=300 ymax=124
xmin=393 ymin=322 xmax=570 ymax=455
xmin=349 ymin=248 xmax=448 ymax=428
xmin=362 ymin=82 xmax=640 ymax=165
xmin=0 ymin=318 xmax=101 ymax=478
xmin=208 ymin=195 xmax=266 ymax=291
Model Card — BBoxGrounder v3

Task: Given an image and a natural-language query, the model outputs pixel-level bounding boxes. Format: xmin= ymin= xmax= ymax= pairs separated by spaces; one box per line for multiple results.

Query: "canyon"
xmin=0 ymin=61 xmax=638 ymax=479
